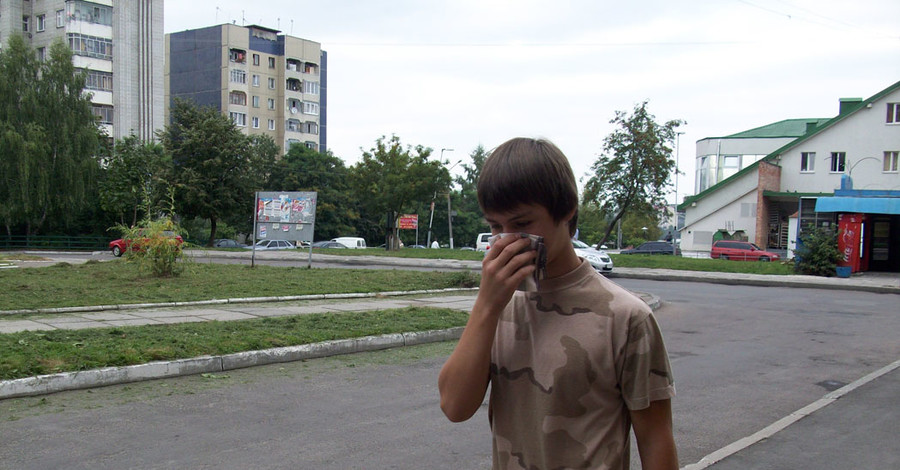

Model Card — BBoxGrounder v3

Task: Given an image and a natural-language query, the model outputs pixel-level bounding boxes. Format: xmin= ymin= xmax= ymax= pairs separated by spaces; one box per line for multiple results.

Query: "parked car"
xmin=213 ymin=238 xmax=246 ymax=248
xmin=408 ymin=244 xmax=427 ymax=249
xmin=476 ymin=232 xmax=492 ymax=252
xmin=311 ymin=240 xmax=346 ymax=249
xmin=620 ymin=241 xmax=681 ymax=255
xmin=331 ymin=237 xmax=366 ymax=249
xmin=711 ymin=240 xmax=781 ymax=261
xmin=244 ymin=239 xmax=296 ymax=250
xmin=109 ymin=230 xmax=183 ymax=257
xmin=572 ymin=239 xmax=613 ymax=273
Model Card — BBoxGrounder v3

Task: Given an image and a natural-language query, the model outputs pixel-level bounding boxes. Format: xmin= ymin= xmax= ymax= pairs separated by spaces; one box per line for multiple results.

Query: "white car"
xmin=244 ymin=239 xmax=296 ymax=250
xmin=476 ymin=233 xmax=492 ymax=252
xmin=572 ymin=239 xmax=613 ymax=273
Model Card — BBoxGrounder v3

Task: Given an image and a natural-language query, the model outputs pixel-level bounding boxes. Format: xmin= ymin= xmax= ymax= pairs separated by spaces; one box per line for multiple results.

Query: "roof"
xmin=705 ymin=118 xmax=832 ymax=140
xmin=680 ymin=79 xmax=900 ymax=211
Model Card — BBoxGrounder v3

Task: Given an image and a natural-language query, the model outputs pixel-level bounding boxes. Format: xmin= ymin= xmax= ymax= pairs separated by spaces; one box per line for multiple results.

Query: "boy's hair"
xmin=477 ymin=137 xmax=578 ymax=236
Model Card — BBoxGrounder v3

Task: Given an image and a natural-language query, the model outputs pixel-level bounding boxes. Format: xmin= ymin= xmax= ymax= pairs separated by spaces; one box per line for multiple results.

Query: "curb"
xmin=606 ymin=271 xmax=900 ymax=295
xmin=0 ymin=287 xmax=480 ymax=316
xmin=0 ymin=327 xmax=465 ymax=400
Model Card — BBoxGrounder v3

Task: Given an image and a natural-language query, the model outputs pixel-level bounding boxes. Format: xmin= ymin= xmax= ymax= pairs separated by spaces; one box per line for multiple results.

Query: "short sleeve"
xmin=619 ymin=312 xmax=675 ymax=410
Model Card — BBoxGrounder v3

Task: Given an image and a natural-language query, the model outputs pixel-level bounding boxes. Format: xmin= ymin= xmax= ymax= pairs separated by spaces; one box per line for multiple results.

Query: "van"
xmin=475 ymin=232 xmax=492 ymax=252
xmin=331 ymin=237 xmax=367 ymax=249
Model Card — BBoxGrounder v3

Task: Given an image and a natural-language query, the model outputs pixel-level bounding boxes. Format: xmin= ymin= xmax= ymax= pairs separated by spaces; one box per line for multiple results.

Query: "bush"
xmin=114 ymin=216 xmax=188 ymax=277
xmin=794 ymin=227 xmax=842 ymax=277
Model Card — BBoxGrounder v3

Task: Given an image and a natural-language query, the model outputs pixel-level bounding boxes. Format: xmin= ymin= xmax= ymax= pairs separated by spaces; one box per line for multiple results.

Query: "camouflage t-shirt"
xmin=489 ymin=259 xmax=675 ymax=470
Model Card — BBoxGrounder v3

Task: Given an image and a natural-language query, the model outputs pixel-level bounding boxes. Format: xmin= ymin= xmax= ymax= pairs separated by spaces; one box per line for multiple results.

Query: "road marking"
xmin=681 ymin=357 xmax=900 ymax=470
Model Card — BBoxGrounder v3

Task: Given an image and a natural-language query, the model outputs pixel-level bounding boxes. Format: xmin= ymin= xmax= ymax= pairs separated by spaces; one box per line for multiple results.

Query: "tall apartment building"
xmin=166 ymin=24 xmax=327 ymax=155
xmin=0 ymin=0 xmax=165 ymax=141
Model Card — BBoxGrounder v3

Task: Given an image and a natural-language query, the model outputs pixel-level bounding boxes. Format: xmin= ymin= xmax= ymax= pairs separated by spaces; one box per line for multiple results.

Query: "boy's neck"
xmin=546 ymin=248 xmax=582 ymax=280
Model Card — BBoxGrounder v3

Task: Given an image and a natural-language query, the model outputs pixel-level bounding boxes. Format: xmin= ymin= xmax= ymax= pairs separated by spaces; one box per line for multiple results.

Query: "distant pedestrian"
xmin=431 ymin=240 xmax=440 ymax=249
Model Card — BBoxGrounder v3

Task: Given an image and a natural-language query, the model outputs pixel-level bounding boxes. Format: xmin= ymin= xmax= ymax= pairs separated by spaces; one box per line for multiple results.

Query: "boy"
xmin=438 ymin=137 xmax=678 ymax=470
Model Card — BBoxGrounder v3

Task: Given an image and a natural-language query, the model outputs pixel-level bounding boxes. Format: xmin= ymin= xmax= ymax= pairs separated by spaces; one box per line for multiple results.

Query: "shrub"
xmin=794 ymin=227 xmax=842 ymax=277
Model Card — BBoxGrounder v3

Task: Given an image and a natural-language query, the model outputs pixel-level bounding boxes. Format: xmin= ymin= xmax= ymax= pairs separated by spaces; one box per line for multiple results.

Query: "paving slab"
xmin=196 ymin=311 xmax=258 ymax=322
xmin=105 ymin=318 xmax=163 ymax=327
xmin=47 ymin=321 xmax=106 ymax=330
xmin=78 ymin=312 xmax=140 ymax=321
xmin=152 ymin=316 xmax=208 ymax=325
xmin=0 ymin=321 xmax=56 ymax=333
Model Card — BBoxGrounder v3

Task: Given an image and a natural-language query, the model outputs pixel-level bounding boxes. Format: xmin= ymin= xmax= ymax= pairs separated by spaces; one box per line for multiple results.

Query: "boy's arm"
xmin=630 ymin=399 xmax=679 ymax=470
xmin=438 ymin=235 xmax=536 ymax=422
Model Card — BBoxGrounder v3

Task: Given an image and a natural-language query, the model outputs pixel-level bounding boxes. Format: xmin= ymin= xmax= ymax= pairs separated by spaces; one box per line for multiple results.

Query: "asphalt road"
xmin=1 ymin=280 xmax=898 ymax=469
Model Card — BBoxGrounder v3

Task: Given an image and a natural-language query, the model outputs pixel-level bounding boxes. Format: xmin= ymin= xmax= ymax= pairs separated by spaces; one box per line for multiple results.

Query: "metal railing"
xmin=0 ymin=235 xmax=111 ymax=251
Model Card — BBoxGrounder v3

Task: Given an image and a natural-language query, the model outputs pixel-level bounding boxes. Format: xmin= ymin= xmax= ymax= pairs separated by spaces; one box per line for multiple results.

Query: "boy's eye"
xmin=515 ymin=221 xmax=530 ymax=228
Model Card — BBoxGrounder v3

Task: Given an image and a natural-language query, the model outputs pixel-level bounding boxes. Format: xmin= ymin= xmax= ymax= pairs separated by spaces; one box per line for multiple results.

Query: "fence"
xmin=0 ymin=235 xmax=112 ymax=251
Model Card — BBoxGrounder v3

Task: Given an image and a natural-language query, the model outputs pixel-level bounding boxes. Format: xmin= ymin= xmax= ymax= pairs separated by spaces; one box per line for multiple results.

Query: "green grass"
xmin=308 ymin=247 xmax=484 ymax=260
xmin=0 ymin=307 xmax=469 ymax=380
xmin=610 ymin=254 xmax=795 ymax=275
xmin=0 ymin=260 xmax=479 ymax=311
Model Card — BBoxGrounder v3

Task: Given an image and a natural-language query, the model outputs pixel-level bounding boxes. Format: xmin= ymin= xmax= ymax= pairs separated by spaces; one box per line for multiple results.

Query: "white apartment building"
xmin=0 ymin=0 xmax=164 ymax=141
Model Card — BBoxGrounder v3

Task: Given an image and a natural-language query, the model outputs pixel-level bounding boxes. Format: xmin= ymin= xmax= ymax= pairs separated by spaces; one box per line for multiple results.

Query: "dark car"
xmin=620 ymin=241 xmax=681 ymax=255
xmin=213 ymin=238 xmax=246 ymax=248
xmin=311 ymin=241 xmax=346 ymax=249
xmin=710 ymin=240 xmax=781 ymax=261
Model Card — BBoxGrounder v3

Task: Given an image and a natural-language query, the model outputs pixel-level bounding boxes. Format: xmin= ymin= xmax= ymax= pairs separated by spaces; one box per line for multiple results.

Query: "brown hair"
xmin=477 ymin=137 xmax=578 ymax=236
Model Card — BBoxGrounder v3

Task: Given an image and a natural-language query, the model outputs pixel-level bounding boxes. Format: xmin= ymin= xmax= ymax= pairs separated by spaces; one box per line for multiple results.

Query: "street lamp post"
xmin=427 ymin=149 xmax=456 ymax=248
xmin=442 ymin=151 xmax=461 ymax=249
xmin=673 ymin=131 xmax=684 ymax=255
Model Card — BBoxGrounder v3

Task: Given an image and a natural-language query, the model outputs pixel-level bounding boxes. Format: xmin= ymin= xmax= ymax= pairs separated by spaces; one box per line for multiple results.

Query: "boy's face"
xmin=483 ymin=203 xmax=574 ymax=268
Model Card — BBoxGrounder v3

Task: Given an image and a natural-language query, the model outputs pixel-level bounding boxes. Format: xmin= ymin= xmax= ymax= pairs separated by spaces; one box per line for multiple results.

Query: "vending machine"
xmin=837 ymin=213 xmax=863 ymax=273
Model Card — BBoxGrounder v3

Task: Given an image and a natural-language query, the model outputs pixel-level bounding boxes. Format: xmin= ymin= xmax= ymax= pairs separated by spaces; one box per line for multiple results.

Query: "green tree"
xmin=266 ymin=144 xmax=358 ymax=240
xmin=99 ymin=136 xmax=172 ymax=226
xmin=583 ymin=101 xmax=684 ymax=246
xmin=437 ymin=145 xmax=489 ymax=248
xmin=349 ymin=135 xmax=450 ymax=249
xmin=794 ymin=227 xmax=842 ymax=276
xmin=160 ymin=99 xmax=268 ymax=246
xmin=0 ymin=36 xmax=100 ymax=235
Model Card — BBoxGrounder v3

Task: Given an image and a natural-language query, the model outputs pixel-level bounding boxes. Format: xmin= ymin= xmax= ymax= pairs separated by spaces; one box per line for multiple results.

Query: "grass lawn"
xmin=0 ymin=306 xmax=469 ymax=381
xmin=610 ymin=254 xmax=795 ymax=275
xmin=0 ymin=260 xmax=479 ymax=311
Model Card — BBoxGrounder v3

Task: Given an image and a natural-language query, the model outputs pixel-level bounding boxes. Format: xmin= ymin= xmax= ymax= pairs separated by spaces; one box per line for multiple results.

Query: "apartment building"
xmin=0 ymin=0 xmax=165 ymax=141
xmin=165 ymin=24 xmax=327 ymax=155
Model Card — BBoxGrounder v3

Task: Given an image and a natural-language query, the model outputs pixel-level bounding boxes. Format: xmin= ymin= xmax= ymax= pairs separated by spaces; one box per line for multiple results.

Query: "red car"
xmin=109 ymin=230 xmax=184 ymax=257
xmin=710 ymin=240 xmax=780 ymax=262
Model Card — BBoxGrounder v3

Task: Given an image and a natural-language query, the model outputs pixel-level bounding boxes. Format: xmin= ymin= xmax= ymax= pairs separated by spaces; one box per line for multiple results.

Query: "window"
xmin=303 ymin=102 xmax=319 ymax=115
xmin=268 ymin=57 xmax=275 ymax=68
xmin=268 ymin=119 xmax=275 ymax=130
xmin=84 ymin=70 xmax=113 ymax=91
xmin=302 ymin=81 xmax=319 ymax=95
xmin=229 ymin=49 xmax=246 ymax=63
xmin=56 ymin=10 xmax=65 ymax=28
xmin=92 ymin=105 xmax=114 ymax=124
xmin=268 ymin=77 xmax=275 ymax=89
xmin=37 ymin=15 xmax=46 ymax=32
xmin=302 ymin=122 xmax=318 ymax=135
xmin=888 ymin=103 xmax=900 ymax=124
xmin=830 ymin=152 xmax=846 ymax=173
xmin=252 ymin=54 xmax=260 ymax=66
xmin=230 ymin=69 xmax=246 ymax=84
xmin=252 ymin=74 xmax=260 ymax=87
xmin=70 ymin=2 xmax=113 ymax=26
xmin=267 ymin=98 xmax=275 ymax=110
xmin=23 ymin=16 xmax=30 ymax=32
xmin=229 ymin=91 xmax=247 ymax=106
xmin=722 ymin=155 xmax=739 ymax=168
xmin=252 ymin=117 xmax=260 ymax=129
xmin=251 ymin=96 xmax=260 ymax=108
xmin=229 ymin=112 xmax=246 ymax=127
xmin=885 ymin=151 xmax=899 ymax=172
xmin=800 ymin=152 xmax=815 ymax=172
xmin=36 ymin=47 xmax=46 ymax=61
xmin=67 ymin=34 xmax=113 ymax=60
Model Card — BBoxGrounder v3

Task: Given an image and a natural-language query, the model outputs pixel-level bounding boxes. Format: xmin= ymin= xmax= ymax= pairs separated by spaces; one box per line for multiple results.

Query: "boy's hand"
xmin=477 ymin=234 xmax=537 ymax=314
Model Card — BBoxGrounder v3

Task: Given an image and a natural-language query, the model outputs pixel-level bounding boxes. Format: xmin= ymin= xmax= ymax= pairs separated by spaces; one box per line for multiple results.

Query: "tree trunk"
xmin=208 ymin=217 xmax=218 ymax=246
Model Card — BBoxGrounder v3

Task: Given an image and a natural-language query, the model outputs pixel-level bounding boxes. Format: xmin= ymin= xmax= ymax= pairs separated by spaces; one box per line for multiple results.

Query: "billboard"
xmin=399 ymin=214 xmax=418 ymax=230
xmin=253 ymin=191 xmax=317 ymax=243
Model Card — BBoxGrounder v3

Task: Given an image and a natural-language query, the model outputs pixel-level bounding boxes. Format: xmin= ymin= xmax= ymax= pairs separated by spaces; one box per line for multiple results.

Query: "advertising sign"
xmin=837 ymin=213 xmax=862 ymax=272
xmin=253 ymin=191 xmax=317 ymax=242
xmin=399 ymin=214 xmax=418 ymax=230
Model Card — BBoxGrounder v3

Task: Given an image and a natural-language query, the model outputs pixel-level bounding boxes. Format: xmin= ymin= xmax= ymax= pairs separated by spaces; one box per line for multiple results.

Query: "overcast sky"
xmin=164 ymin=0 xmax=900 ymax=203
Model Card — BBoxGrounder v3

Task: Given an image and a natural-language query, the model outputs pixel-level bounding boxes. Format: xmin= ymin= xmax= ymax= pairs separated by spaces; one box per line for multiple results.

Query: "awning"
xmin=815 ymin=197 xmax=900 ymax=215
